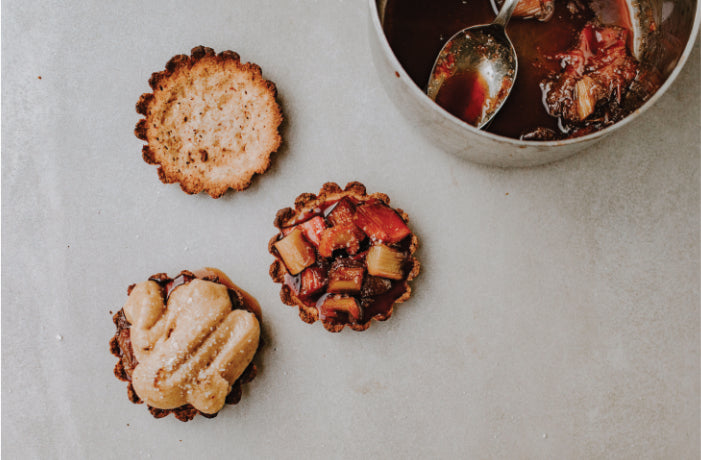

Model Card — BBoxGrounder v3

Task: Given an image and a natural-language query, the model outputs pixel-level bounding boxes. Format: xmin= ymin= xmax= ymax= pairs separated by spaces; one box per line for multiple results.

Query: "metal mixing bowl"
xmin=369 ymin=0 xmax=700 ymax=167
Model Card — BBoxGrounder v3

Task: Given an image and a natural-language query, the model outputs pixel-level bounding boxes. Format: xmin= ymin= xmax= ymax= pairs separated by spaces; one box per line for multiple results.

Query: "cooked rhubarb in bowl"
xmin=370 ymin=0 xmax=698 ymax=166
xmin=382 ymin=0 xmax=657 ymax=140
xmin=268 ymin=182 xmax=420 ymax=332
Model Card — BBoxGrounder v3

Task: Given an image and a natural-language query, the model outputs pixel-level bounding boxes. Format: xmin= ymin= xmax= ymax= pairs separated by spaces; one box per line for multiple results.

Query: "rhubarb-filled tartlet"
xmin=268 ymin=182 xmax=420 ymax=332
xmin=110 ymin=268 xmax=262 ymax=421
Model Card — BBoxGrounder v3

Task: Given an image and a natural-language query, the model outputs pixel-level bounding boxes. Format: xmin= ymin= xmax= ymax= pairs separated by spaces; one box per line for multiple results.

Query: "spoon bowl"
xmin=426 ymin=0 xmax=520 ymax=128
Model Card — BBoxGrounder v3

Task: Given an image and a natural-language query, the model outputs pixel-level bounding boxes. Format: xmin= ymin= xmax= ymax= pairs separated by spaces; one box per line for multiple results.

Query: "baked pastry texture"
xmin=269 ymin=182 xmax=420 ymax=332
xmin=110 ymin=268 xmax=261 ymax=421
xmin=135 ymin=46 xmax=283 ymax=198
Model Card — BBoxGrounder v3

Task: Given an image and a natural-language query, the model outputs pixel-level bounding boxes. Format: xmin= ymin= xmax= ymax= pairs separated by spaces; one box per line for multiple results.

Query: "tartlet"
xmin=110 ymin=268 xmax=262 ymax=421
xmin=135 ymin=46 xmax=283 ymax=198
xmin=268 ymin=182 xmax=420 ymax=332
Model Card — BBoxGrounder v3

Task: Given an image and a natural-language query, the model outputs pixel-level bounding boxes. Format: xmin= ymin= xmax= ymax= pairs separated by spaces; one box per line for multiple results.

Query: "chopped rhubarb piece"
xmin=274 ymin=228 xmax=316 ymax=275
xmin=366 ymin=244 xmax=405 ymax=280
xmin=575 ymin=75 xmax=599 ymax=121
xmin=318 ymin=295 xmax=362 ymax=322
xmin=318 ymin=224 xmax=366 ymax=258
xmin=327 ymin=197 xmax=356 ymax=227
xmin=513 ymin=0 xmax=554 ymax=21
xmin=361 ymin=275 xmax=392 ymax=297
xmin=298 ymin=216 xmax=326 ymax=246
xmin=281 ymin=216 xmax=326 ymax=247
xmin=543 ymin=24 xmax=638 ymax=123
xmin=354 ymin=200 xmax=411 ymax=244
xmin=299 ymin=266 xmax=327 ymax=297
xmin=284 ymin=273 xmax=301 ymax=295
xmin=328 ymin=260 xmax=365 ymax=294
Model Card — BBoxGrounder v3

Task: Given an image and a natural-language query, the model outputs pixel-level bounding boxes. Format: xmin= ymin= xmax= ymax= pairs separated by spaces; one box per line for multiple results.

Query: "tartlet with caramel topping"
xmin=110 ymin=268 xmax=262 ymax=421
xmin=268 ymin=182 xmax=420 ymax=332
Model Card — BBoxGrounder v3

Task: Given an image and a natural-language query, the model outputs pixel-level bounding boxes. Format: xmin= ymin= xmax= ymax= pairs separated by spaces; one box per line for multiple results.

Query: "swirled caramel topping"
xmin=123 ymin=279 xmax=259 ymax=414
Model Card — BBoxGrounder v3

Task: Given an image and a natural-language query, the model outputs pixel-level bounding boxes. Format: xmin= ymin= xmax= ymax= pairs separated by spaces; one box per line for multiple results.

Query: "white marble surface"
xmin=2 ymin=1 xmax=699 ymax=458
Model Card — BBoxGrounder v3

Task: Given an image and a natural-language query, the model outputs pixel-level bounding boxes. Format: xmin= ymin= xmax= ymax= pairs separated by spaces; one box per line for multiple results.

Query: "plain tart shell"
xmin=135 ymin=46 xmax=283 ymax=198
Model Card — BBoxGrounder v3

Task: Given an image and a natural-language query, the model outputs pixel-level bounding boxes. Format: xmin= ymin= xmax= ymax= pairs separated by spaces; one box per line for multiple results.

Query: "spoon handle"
xmin=493 ymin=0 xmax=519 ymax=27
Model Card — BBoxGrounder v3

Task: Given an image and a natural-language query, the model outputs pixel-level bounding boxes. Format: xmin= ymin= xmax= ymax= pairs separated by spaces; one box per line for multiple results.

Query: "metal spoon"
xmin=426 ymin=0 xmax=519 ymax=128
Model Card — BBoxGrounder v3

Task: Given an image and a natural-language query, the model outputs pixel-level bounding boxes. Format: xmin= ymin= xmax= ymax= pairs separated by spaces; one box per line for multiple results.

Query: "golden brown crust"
xmin=268 ymin=181 xmax=420 ymax=332
xmin=135 ymin=46 xmax=283 ymax=198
